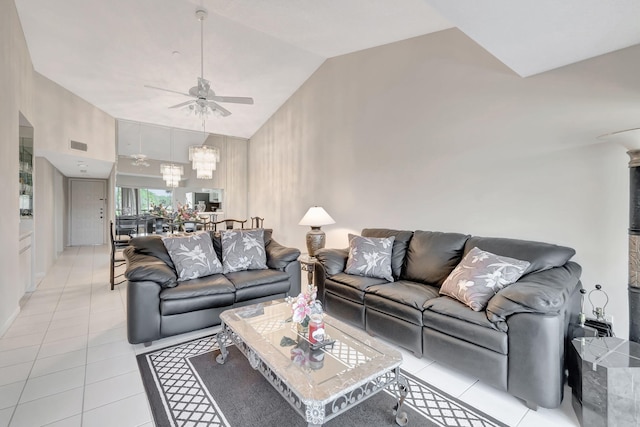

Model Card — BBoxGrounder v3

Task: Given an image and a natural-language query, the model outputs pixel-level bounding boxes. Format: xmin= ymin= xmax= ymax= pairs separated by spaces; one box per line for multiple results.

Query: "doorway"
xmin=70 ymin=179 xmax=106 ymax=245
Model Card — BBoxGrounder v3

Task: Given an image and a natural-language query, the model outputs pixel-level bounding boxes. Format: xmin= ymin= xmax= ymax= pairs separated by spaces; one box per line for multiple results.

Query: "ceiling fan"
xmin=145 ymin=8 xmax=253 ymax=118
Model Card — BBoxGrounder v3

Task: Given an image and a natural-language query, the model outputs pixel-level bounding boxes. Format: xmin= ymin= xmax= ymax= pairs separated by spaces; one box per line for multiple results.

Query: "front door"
xmin=70 ymin=179 xmax=106 ymax=245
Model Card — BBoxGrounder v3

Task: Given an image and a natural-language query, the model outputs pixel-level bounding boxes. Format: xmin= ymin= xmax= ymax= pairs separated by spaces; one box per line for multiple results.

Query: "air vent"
xmin=70 ymin=140 xmax=88 ymax=152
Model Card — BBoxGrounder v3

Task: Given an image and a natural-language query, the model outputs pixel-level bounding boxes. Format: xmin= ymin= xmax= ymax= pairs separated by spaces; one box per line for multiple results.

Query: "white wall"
xmin=249 ymin=29 xmax=638 ymax=338
xmin=0 ymin=0 xmax=115 ymax=334
xmin=34 ymin=156 xmax=65 ymax=279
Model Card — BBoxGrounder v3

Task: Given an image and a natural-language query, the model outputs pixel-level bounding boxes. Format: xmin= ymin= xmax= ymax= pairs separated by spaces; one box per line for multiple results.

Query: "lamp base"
xmin=306 ymin=227 xmax=326 ymax=257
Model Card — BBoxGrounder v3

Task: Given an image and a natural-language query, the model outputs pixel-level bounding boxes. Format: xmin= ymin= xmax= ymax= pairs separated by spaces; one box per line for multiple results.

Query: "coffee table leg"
xmin=216 ymin=323 xmax=229 ymax=364
xmin=392 ymin=373 xmax=409 ymax=426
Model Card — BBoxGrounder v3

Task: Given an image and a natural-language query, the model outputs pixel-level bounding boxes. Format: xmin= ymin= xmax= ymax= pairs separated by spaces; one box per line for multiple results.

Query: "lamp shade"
xmin=298 ymin=207 xmax=335 ymax=227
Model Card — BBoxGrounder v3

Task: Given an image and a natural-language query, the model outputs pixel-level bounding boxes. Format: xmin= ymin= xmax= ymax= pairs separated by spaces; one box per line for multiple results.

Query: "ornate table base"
xmin=216 ymin=321 xmax=409 ymax=426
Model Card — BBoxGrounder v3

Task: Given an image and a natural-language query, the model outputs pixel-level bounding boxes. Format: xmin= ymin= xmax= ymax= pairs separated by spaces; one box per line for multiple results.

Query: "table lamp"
xmin=298 ymin=206 xmax=335 ymax=257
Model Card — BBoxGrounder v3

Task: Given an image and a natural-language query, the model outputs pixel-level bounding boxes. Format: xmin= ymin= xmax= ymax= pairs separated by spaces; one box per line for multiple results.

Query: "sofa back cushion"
xmin=401 ymin=230 xmax=470 ymax=286
xmin=362 ymin=228 xmax=413 ymax=280
xmin=463 ymin=236 xmax=575 ymax=275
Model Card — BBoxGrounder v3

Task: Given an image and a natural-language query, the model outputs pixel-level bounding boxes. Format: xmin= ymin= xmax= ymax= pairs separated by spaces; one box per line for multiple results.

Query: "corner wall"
xmin=249 ymin=29 xmax=639 ymax=337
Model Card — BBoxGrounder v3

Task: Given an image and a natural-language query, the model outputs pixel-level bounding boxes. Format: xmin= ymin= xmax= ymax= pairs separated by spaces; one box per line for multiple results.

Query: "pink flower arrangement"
xmin=176 ymin=203 xmax=199 ymax=221
xmin=288 ymin=285 xmax=322 ymax=326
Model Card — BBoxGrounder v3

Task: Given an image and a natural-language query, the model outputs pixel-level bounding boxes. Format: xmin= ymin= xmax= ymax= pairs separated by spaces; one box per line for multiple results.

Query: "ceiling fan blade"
xmin=209 ymin=101 xmax=232 ymax=117
xmin=144 ymin=85 xmax=192 ymax=97
xmin=211 ymin=95 xmax=254 ymax=105
xmin=169 ymin=100 xmax=196 ymax=109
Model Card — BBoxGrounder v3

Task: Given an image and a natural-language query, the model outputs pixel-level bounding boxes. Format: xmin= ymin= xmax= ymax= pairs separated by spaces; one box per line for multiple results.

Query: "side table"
xmin=298 ymin=254 xmax=316 ymax=286
xmin=569 ymin=336 xmax=640 ymax=426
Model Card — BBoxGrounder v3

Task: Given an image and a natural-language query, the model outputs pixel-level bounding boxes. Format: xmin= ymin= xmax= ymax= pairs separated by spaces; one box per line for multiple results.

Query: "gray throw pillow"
xmin=440 ymin=247 xmax=530 ymax=311
xmin=221 ymin=229 xmax=268 ymax=273
xmin=162 ymin=232 xmax=222 ymax=281
xmin=345 ymin=234 xmax=395 ymax=282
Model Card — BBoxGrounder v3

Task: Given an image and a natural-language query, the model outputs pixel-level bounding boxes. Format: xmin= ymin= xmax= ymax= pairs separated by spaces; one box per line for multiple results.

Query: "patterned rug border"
xmin=137 ymin=333 xmax=509 ymax=427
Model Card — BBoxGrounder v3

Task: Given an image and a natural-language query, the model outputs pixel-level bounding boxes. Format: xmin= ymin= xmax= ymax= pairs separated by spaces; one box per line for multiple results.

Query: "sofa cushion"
xmin=210 ymin=229 xmax=273 ymax=262
xmin=463 ymin=236 xmax=575 ymax=275
xmin=325 ymin=273 xmax=389 ymax=301
xmin=362 ymin=229 xmax=413 ymax=279
xmin=345 ymin=234 xmax=395 ymax=282
xmin=160 ymin=274 xmax=235 ymax=300
xmin=225 ymin=269 xmax=290 ymax=290
xmin=162 ymin=232 xmax=223 ymax=281
xmin=221 ymin=229 xmax=268 ymax=273
xmin=365 ymin=281 xmax=440 ymax=325
xmin=439 ymin=247 xmax=530 ymax=311
xmin=226 ymin=269 xmax=292 ymax=302
xmin=402 ymin=231 xmax=469 ymax=286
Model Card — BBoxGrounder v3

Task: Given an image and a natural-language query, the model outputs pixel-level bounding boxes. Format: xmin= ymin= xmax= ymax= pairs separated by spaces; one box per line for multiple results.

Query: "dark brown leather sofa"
xmin=314 ymin=228 xmax=582 ymax=410
xmin=124 ymin=229 xmax=301 ymax=345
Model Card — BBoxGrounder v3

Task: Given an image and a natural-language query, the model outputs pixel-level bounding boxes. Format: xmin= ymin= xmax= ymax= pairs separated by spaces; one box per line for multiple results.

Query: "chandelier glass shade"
xmin=160 ymin=164 xmax=183 ymax=188
xmin=189 ymin=145 xmax=220 ymax=179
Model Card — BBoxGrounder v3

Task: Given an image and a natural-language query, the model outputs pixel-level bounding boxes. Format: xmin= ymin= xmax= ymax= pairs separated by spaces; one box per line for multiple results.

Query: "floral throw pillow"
xmin=221 ymin=229 xmax=268 ymax=273
xmin=162 ymin=232 xmax=222 ymax=281
xmin=345 ymin=234 xmax=395 ymax=282
xmin=440 ymin=247 xmax=530 ymax=311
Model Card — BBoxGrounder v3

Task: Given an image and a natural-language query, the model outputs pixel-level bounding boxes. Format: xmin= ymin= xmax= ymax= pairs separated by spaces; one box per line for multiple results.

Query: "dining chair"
xmin=213 ymin=219 xmax=247 ymax=231
xmin=110 ymin=221 xmax=129 ymax=290
xmin=251 ymin=216 xmax=264 ymax=228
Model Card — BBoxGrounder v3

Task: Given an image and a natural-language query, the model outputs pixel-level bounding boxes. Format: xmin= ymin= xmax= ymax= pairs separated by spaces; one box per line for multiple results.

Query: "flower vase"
xmin=297 ymin=316 xmax=310 ymax=335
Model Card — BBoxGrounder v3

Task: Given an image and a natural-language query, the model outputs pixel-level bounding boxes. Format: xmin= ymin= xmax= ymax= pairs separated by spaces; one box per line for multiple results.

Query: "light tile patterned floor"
xmin=0 ymin=246 xmax=580 ymax=427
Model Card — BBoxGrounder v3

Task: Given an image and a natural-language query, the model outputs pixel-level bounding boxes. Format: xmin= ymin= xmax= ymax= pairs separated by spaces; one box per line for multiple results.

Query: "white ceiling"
xmin=13 ymin=0 xmax=640 ymax=178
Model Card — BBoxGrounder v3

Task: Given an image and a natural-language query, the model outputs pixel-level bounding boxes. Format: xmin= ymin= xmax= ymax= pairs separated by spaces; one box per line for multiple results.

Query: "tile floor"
xmin=0 ymin=246 xmax=580 ymax=427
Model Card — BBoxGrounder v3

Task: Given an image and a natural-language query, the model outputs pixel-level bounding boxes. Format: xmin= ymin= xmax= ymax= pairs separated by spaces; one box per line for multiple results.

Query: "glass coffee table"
xmin=216 ymin=300 xmax=409 ymax=426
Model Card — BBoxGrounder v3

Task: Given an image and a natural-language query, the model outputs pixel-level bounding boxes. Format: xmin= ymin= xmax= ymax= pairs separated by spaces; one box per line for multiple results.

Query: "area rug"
xmin=137 ymin=334 xmax=508 ymax=427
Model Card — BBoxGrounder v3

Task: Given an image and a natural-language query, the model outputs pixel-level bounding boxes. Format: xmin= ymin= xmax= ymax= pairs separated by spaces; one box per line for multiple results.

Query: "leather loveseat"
xmin=124 ymin=229 xmax=301 ymax=345
xmin=314 ymin=228 xmax=582 ymax=410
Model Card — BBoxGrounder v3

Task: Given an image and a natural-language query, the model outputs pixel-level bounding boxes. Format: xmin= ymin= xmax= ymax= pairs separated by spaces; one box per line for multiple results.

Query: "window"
xmin=115 ymin=187 xmax=172 ymax=216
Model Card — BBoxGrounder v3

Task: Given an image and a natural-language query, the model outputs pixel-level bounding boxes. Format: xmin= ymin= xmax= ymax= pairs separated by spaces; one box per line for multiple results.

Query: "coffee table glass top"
xmin=220 ymin=300 xmax=402 ymax=402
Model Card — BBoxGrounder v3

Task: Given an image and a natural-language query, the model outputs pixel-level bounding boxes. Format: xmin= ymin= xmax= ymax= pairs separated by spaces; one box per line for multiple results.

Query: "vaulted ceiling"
xmin=15 ymin=0 xmax=640 ymax=142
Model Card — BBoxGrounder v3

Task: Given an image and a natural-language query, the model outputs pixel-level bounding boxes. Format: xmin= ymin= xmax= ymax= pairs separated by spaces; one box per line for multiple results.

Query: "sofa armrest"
xmin=266 ymin=238 xmax=301 ymax=270
xmin=486 ymin=261 xmax=582 ymax=329
xmin=124 ymin=247 xmax=177 ymax=288
xmin=127 ymin=279 xmax=162 ymax=344
xmin=315 ymin=248 xmax=349 ymax=276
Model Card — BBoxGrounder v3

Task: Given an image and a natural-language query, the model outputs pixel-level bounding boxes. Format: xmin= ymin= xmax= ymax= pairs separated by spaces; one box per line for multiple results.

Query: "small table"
xmin=569 ymin=336 xmax=640 ymax=426
xmin=216 ymin=300 xmax=409 ymax=426
xmin=299 ymin=254 xmax=316 ymax=286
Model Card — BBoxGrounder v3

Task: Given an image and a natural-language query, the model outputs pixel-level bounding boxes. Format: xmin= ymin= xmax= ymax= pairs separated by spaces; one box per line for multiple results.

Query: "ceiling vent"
xmin=70 ymin=140 xmax=88 ymax=152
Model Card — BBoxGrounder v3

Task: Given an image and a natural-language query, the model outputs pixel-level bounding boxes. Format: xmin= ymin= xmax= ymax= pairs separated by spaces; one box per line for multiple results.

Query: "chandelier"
xmin=189 ymin=145 xmax=220 ymax=179
xmin=160 ymin=164 xmax=184 ymax=188
xmin=131 ymin=122 xmax=149 ymax=167
xmin=160 ymin=129 xmax=183 ymax=188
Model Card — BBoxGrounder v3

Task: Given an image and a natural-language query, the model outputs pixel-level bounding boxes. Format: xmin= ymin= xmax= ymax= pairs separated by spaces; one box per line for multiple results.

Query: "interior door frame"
xmin=68 ymin=178 xmax=108 ymax=246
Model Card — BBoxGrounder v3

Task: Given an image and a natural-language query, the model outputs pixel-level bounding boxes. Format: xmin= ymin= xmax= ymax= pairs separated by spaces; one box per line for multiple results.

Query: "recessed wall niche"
xmin=19 ymin=119 xmax=34 ymax=219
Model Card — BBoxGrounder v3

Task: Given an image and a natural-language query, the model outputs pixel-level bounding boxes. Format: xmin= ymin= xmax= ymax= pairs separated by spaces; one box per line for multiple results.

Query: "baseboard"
xmin=33 ymin=272 xmax=46 ymax=290
xmin=0 ymin=306 xmax=21 ymax=338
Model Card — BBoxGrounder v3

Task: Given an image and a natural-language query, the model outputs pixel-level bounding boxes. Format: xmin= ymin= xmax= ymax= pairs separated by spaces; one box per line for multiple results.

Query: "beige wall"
xmin=249 ymin=29 xmax=638 ymax=338
xmin=1 ymin=0 xmax=115 ymax=334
